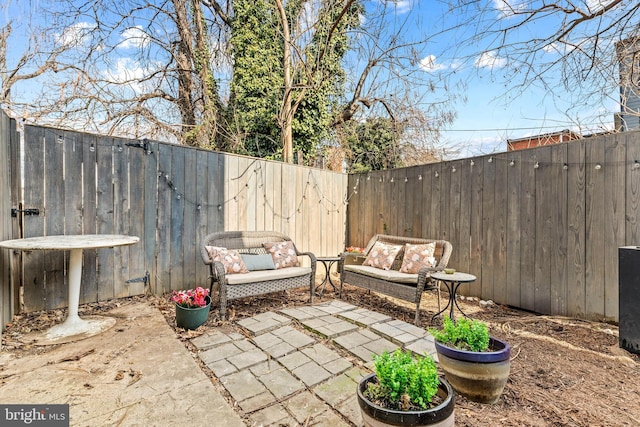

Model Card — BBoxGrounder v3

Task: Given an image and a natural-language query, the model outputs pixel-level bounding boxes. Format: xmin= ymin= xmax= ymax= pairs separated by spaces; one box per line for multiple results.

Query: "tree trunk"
xmin=275 ymin=0 xmax=294 ymax=163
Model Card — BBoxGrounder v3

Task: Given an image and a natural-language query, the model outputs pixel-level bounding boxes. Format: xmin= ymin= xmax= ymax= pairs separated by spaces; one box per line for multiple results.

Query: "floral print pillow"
xmin=205 ymin=246 xmax=249 ymax=274
xmin=362 ymin=241 xmax=402 ymax=270
xmin=263 ymin=241 xmax=300 ymax=269
xmin=399 ymin=243 xmax=436 ymax=274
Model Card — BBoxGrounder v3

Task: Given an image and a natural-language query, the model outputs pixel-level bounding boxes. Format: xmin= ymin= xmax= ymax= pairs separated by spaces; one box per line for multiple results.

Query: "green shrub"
xmin=364 ymin=349 xmax=440 ymax=411
xmin=430 ymin=316 xmax=490 ymax=352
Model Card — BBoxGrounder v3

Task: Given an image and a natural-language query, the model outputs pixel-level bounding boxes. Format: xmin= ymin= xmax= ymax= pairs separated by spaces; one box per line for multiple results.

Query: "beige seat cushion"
xmin=226 ymin=266 xmax=312 ymax=285
xmin=344 ymin=265 xmax=419 ymax=284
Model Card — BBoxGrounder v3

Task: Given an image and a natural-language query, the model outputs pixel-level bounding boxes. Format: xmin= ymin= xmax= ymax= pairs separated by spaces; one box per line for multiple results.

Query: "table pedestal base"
xmin=31 ymin=316 xmax=116 ymax=345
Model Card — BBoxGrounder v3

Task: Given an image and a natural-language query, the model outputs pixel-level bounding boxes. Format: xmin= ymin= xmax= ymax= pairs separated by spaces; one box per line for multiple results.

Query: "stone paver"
xmin=370 ymin=318 xmax=428 ymax=345
xmin=333 ymin=329 xmax=380 ymax=351
xmin=406 ymin=335 xmax=438 ymax=359
xmin=338 ymin=307 xmax=392 ymax=326
xmin=249 ymin=404 xmax=290 ymax=427
xmin=284 ymin=391 xmax=329 ymax=424
xmin=250 ymin=361 xmax=305 ymax=399
xmin=221 ymin=369 xmax=269 ymax=402
xmin=292 ymin=361 xmax=332 ymax=387
xmin=185 ymin=299 xmax=440 ymax=426
xmin=313 ymin=373 xmax=358 ymax=407
xmin=238 ymin=311 xmax=291 ymax=335
xmin=301 ymin=315 xmax=359 ymax=338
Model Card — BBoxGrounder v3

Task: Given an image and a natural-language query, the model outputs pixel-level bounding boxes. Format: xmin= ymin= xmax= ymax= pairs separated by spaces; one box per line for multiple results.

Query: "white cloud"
xmin=118 ymin=26 xmax=150 ymax=49
xmin=585 ymin=0 xmax=614 ymax=13
xmin=474 ymin=51 xmax=508 ymax=69
xmin=492 ymin=0 xmax=526 ymax=18
xmin=104 ymin=57 xmax=147 ymax=91
xmin=379 ymin=1 xmax=412 ymax=14
xmin=55 ymin=22 xmax=96 ymax=48
xmin=419 ymin=55 xmax=447 ymax=72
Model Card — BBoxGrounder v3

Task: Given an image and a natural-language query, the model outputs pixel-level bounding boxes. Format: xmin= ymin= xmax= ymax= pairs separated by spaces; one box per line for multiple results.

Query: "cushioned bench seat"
xmin=226 ymin=266 xmax=312 ymax=285
xmin=201 ymin=231 xmax=316 ymax=320
xmin=339 ymin=234 xmax=452 ymax=324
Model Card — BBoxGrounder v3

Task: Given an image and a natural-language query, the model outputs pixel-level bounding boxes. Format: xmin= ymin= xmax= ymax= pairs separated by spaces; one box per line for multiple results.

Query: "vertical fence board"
xmin=225 ymin=155 xmax=239 ymax=231
xmin=155 ymin=143 xmax=172 ymax=294
xmin=182 ymin=148 xmax=197 ymax=286
xmin=144 ymin=142 xmax=159 ymax=294
xmin=410 ymin=168 xmax=424 ymax=240
xmin=626 ymin=134 xmax=640 ymax=245
xmin=195 ymin=151 xmax=210 ymax=285
xmin=22 ymin=127 xmax=46 ymax=311
xmin=113 ymin=140 xmax=130 ymax=298
xmin=519 ymin=151 xmax=537 ymax=311
xmin=0 ymin=112 xmax=14 ymax=331
xmin=469 ymin=159 xmax=484 ymax=298
xmin=492 ymin=156 xmax=508 ymax=305
xmin=567 ymin=140 xmax=586 ymax=317
xmin=126 ymin=142 xmax=147 ymax=295
xmin=481 ymin=155 xmax=496 ymax=301
xmin=550 ymin=145 xmax=568 ymax=315
xmin=430 ymin=164 xmax=443 ymax=239
xmin=534 ymin=147 xmax=552 ymax=314
xmin=63 ymin=132 xmax=85 ymax=301
xmin=96 ymin=137 xmax=115 ymax=300
xmin=43 ymin=128 xmax=66 ymax=309
xmin=169 ymin=146 xmax=185 ymax=290
xmin=506 ymin=151 xmax=522 ymax=307
xmin=604 ymin=135 xmax=625 ymax=320
xmin=585 ymin=138 xmax=606 ymax=318
xmin=81 ymin=134 xmax=98 ymax=303
xmin=456 ymin=160 xmax=471 ymax=296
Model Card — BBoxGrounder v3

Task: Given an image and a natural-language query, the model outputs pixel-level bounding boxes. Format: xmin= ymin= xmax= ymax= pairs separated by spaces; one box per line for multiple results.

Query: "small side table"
xmin=430 ymin=271 xmax=477 ymax=322
xmin=316 ymin=256 xmax=341 ymax=296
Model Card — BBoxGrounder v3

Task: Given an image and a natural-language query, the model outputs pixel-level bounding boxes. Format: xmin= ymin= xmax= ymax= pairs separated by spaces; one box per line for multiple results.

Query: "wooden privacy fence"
xmin=2 ymin=124 xmax=347 ymax=314
xmin=2 ymin=117 xmax=639 ymax=324
xmin=346 ymin=131 xmax=640 ymax=322
xmin=0 ymin=111 xmax=16 ymax=332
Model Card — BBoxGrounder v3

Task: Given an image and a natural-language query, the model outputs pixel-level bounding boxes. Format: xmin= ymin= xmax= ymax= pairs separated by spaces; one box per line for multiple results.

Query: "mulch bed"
xmin=3 ymin=284 xmax=640 ymax=426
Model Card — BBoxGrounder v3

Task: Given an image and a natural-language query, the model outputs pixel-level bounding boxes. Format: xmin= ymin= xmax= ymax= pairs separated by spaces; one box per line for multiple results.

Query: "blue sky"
xmin=385 ymin=0 xmax=623 ymax=158
xmin=2 ymin=0 xmax=625 ymax=159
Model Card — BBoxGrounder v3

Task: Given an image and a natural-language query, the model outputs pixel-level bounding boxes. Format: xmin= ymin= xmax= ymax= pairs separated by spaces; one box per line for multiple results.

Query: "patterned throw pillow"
xmin=205 ymin=246 xmax=249 ymax=274
xmin=263 ymin=241 xmax=300 ymax=269
xmin=399 ymin=243 xmax=437 ymax=274
xmin=362 ymin=241 xmax=402 ymax=270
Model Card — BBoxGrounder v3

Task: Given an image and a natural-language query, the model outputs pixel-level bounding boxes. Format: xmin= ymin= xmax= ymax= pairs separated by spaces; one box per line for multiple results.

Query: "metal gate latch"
xmin=11 ymin=208 xmax=40 ymax=217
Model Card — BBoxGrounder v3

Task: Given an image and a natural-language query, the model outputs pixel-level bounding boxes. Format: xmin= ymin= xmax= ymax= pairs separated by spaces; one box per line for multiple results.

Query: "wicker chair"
xmin=338 ymin=234 xmax=453 ymax=324
xmin=200 ymin=231 xmax=316 ymax=320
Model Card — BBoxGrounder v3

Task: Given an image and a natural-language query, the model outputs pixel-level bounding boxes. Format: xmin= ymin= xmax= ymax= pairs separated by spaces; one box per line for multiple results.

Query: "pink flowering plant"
xmin=171 ymin=287 xmax=210 ymax=308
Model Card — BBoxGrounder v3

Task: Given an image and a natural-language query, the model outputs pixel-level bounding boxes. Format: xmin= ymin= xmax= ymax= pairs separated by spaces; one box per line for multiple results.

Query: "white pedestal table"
xmin=0 ymin=234 xmax=139 ymax=342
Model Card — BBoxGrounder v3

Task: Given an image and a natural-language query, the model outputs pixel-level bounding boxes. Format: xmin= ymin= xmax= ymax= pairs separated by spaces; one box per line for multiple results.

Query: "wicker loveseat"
xmin=338 ymin=234 xmax=453 ymax=324
xmin=200 ymin=231 xmax=316 ymax=320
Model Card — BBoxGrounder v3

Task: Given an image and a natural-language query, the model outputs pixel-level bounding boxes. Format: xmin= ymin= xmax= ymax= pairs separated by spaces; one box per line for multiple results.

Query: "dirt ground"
xmin=3 ymin=279 xmax=640 ymax=427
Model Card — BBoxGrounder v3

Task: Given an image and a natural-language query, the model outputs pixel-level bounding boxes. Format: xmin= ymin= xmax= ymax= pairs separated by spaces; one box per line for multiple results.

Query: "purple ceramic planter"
xmin=434 ymin=337 xmax=511 ymax=363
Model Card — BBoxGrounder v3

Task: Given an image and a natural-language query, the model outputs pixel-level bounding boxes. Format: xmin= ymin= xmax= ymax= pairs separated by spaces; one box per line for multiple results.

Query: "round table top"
xmin=318 ymin=256 xmax=342 ymax=262
xmin=0 ymin=234 xmax=139 ymax=251
xmin=431 ymin=271 xmax=477 ymax=283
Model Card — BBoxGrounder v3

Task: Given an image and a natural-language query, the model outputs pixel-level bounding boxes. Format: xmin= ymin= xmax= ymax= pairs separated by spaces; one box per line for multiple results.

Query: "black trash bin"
xmin=619 ymin=246 xmax=640 ymax=354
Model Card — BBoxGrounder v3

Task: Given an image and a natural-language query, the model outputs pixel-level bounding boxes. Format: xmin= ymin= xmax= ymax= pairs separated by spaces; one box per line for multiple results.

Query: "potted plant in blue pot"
xmin=357 ymin=349 xmax=455 ymax=426
xmin=171 ymin=287 xmax=211 ymax=330
xmin=430 ymin=316 xmax=510 ymax=404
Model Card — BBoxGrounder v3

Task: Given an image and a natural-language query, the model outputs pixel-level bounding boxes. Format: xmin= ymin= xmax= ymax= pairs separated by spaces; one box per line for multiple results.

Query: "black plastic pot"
xmin=357 ymin=373 xmax=455 ymax=427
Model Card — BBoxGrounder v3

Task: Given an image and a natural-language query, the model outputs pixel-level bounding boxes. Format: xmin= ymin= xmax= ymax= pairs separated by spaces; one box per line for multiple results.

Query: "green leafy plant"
xmin=363 ymin=349 xmax=440 ymax=411
xmin=430 ymin=316 xmax=490 ymax=352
